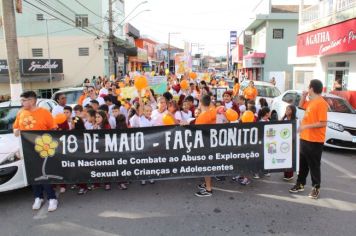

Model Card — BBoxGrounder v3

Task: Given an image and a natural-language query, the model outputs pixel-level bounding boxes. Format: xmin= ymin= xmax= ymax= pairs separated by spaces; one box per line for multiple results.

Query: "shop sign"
xmin=21 ymin=59 xmax=63 ymax=74
xmin=297 ymin=18 xmax=356 ymax=57
xmin=0 ymin=60 xmax=8 ymax=75
xmin=243 ymin=58 xmax=263 ymax=68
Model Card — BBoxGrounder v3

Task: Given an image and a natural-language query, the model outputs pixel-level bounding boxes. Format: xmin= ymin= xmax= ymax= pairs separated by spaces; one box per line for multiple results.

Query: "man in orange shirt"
xmin=195 ymin=95 xmax=216 ymax=197
xmin=289 ymin=80 xmax=328 ymax=199
xmin=232 ymin=77 xmax=240 ymax=97
xmin=13 ymin=91 xmax=58 ymax=211
xmin=243 ymin=81 xmax=258 ymax=101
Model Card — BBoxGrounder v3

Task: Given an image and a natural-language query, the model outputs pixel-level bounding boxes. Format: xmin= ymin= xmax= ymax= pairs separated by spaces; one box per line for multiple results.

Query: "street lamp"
xmin=126 ymin=9 xmax=151 ymax=22
xmin=167 ymin=32 xmax=180 ymax=73
xmin=114 ymin=0 xmax=148 ymax=31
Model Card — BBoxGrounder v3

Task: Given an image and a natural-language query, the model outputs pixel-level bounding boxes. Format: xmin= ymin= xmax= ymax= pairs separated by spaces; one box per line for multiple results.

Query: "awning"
xmin=113 ymin=37 xmax=137 ymax=57
xmin=243 ymin=52 xmax=266 ymax=59
xmin=0 ymin=74 xmax=63 ymax=83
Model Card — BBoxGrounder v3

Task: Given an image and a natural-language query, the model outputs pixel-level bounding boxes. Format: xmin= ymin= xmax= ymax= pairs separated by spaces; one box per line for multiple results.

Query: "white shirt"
xmin=129 ymin=114 xmax=140 ymax=128
xmin=52 ymin=105 xmax=65 ymax=116
xmin=85 ymin=121 xmax=94 ymax=130
xmin=82 ymin=96 xmax=105 ymax=107
xmin=225 ymin=101 xmax=233 ymax=109
xmin=151 ymin=109 xmax=168 ymax=126
xmin=109 ymin=115 xmax=116 ymax=129
xmin=120 ymin=106 xmax=128 ymax=120
xmin=239 ymin=104 xmax=246 ymax=114
xmin=108 ymin=104 xmax=114 ymax=116
xmin=99 ymin=88 xmax=109 ymax=96
xmin=139 ymin=116 xmax=154 ymax=127
xmin=180 ymin=110 xmax=192 ymax=121
xmin=174 ymin=111 xmax=182 ymax=122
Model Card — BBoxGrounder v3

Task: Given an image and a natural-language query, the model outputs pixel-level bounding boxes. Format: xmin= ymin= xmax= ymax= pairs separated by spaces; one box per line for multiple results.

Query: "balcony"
xmin=300 ymin=0 xmax=356 ymax=33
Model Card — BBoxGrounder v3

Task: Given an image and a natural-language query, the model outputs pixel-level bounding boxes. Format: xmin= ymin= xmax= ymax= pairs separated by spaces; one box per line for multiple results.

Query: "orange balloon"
xmin=54 ymin=113 xmax=66 ymax=125
xmin=162 ymin=114 xmax=175 ymax=125
xmin=241 ymin=111 xmax=255 ymax=123
xmin=189 ymin=72 xmax=197 ymax=79
xmin=225 ymin=108 xmax=239 ymax=121
xmin=134 ymin=76 xmax=148 ymax=90
xmin=180 ymin=79 xmax=189 ymax=90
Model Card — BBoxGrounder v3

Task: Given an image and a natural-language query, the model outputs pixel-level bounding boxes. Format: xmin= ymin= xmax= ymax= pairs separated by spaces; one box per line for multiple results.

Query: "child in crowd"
xmin=85 ymin=109 xmax=96 ymax=130
xmin=93 ymin=110 xmax=111 ymax=190
xmin=128 ymin=102 xmax=141 ymax=128
xmin=237 ymin=95 xmax=246 ymax=115
xmin=114 ymin=114 xmax=129 ymax=190
xmin=98 ymin=104 xmax=116 ymax=129
xmin=73 ymin=105 xmax=84 ymax=119
xmin=181 ymin=99 xmax=193 ymax=122
xmin=90 ymin=100 xmax=100 ymax=111
xmin=282 ymin=104 xmax=297 ymax=181
xmin=168 ymin=100 xmax=182 ymax=124
xmin=151 ymin=96 xmax=168 ymax=125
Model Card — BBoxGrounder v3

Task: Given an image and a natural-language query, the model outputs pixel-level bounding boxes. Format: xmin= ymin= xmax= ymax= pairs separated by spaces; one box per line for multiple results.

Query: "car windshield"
xmin=0 ymin=107 xmax=21 ymax=134
xmin=323 ymin=97 xmax=355 ymax=114
xmin=63 ymin=90 xmax=83 ymax=105
xmin=255 ymin=85 xmax=281 ymax=98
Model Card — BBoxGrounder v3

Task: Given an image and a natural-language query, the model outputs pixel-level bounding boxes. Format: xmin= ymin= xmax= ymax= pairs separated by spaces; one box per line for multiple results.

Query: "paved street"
xmin=0 ymin=148 xmax=355 ymax=236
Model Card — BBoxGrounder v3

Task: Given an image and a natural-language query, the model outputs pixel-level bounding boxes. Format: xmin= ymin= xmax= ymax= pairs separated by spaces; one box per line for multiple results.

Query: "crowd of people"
xmin=13 ymin=72 xmax=327 ymax=212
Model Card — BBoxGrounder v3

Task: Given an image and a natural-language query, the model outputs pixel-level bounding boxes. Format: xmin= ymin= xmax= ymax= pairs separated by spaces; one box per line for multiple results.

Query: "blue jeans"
xmin=32 ymin=184 xmax=56 ymax=200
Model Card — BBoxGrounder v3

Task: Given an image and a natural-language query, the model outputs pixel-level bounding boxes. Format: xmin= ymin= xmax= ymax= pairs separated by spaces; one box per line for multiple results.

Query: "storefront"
xmin=293 ymin=18 xmax=356 ymax=91
xmin=242 ymin=52 xmax=265 ymax=81
xmin=128 ymin=48 xmax=148 ymax=72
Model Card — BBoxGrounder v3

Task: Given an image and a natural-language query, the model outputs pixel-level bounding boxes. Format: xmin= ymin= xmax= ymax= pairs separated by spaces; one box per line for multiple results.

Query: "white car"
xmin=0 ymin=99 xmax=57 ymax=192
xmin=270 ymin=90 xmax=356 ymax=150
xmin=239 ymin=80 xmax=281 ymax=105
xmin=52 ymin=87 xmax=84 ymax=107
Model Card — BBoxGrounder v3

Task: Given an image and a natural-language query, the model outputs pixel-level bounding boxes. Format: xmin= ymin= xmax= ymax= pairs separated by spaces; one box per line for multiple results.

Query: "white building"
xmin=288 ymin=0 xmax=356 ymax=91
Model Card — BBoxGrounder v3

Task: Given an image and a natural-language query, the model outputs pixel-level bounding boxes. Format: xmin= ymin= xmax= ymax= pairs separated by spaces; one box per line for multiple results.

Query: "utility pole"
xmin=167 ymin=33 xmax=170 ymax=72
xmin=108 ymin=0 xmax=115 ymax=77
xmin=1 ymin=0 xmax=23 ymax=100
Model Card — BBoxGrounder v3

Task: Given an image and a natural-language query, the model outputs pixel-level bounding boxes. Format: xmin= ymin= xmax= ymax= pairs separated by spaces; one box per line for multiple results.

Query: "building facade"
xmin=241 ymin=1 xmax=299 ymax=91
xmin=289 ymin=0 xmax=356 ymax=92
xmin=0 ymin=0 xmax=135 ymax=97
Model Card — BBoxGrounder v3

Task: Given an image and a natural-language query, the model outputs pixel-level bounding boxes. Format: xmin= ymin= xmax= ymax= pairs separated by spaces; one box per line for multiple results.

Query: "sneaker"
xmin=149 ymin=180 xmax=155 ymax=184
xmin=119 ymin=183 xmax=128 ymax=190
xmin=59 ymin=187 xmax=66 ymax=193
xmin=289 ymin=184 xmax=304 ymax=193
xmin=195 ymin=188 xmax=212 ymax=197
xmin=197 ymin=183 xmax=206 ymax=190
xmin=283 ymin=176 xmax=294 ymax=181
xmin=70 ymin=184 xmax=77 ymax=190
xmin=231 ymin=175 xmax=240 ymax=181
xmin=48 ymin=199 xmax=58 ymax=212
xmin=32 ymin=198 xmax=44 ymax=210
xmin=104 ymin=184 xmax=111 ymax=191
xmin=263 ymin=172 xmax=271 ymax=177
xmin=308 ymin=187 xmax=320 ymax=199
xmin=77 ymin=188 xmax=88 ymax=195
xmin=253 ymin=173 xmax=260 ymax=179
xmin=240 ymin=177 xmax=251 ymax=185
xmin=141 ymin=180 xmax=146 ymax=185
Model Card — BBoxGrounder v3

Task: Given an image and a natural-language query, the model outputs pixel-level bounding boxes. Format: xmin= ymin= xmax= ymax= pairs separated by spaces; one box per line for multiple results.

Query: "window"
xmin=79 ymin=47 xmax=89 ymax=56
xmin=282 ymin=93 xmax=295 ymax=104
xmin=36 ymin=14 xmax=44 ymax=21
xmin=273 ymin=29 xmax=284 ymax=39
xmin=32 ymin=48 xmax=43 ymax=57
xmin=75 ymin=14 xmax=88 ymax=28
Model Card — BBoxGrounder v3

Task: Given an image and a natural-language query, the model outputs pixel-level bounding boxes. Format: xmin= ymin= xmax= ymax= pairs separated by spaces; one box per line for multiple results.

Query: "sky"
xmin=124 ymin=0 xmax=305 ymax=57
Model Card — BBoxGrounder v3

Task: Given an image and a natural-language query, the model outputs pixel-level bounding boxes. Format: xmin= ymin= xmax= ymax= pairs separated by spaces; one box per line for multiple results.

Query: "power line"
xmin=24 ymin=0 xmax=100 ymax=37
xmin=74 ymin=0 xmax=104 ymax=19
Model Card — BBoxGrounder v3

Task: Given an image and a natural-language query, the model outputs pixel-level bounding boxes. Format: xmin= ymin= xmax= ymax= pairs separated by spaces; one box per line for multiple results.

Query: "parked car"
xmin=239 ymin=80 xmax=281 ymax=105
xmin=51 ymin=87 xmax=84 ymax=107
xmin=270 ymin=90 xmax=356 ymax=150
xmin=0 ymin=99 xmax=57 ymax=192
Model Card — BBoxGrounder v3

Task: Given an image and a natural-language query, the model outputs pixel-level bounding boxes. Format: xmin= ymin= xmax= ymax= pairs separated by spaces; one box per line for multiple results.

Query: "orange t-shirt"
xmin=13 ymin=107 xmax=56 ymax=131
xmin=77 ymin=93 xmax=87 ymax=106
xmin=233 ymin=83 xmax=240 ymax=97
xmin=300 ymin=97 xmax=328 ymax=143
xmin=244 ymin=87 xmax=258 ymax=100
xmin=196 ymin=108 xmax=216 ymax=125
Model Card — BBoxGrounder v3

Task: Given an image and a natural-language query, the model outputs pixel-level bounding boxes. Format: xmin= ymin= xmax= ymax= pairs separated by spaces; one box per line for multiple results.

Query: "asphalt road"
xmin=1 ymin=148 xmax=355 ymax=236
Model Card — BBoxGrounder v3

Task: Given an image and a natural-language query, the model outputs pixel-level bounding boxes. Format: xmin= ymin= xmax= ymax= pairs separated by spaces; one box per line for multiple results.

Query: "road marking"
xmin=322 ymin=159 xmax=356 ymax=179
xmin=212 ymin=187 xmax=242 ymax=193
xmin=258 ymin=194 xmax=356 ymax=212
